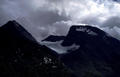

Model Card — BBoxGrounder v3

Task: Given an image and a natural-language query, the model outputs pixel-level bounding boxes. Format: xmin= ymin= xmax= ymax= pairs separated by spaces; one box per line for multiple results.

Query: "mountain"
xmin=41 ymin=35 xmax=66 ymax=54
xmin=43 ymin=25 xmax=120 ymax=77
xmin=42 ymin=35 xmax=65 ymax=42
xmin=0 ymin=21 xmax=76 ymax=77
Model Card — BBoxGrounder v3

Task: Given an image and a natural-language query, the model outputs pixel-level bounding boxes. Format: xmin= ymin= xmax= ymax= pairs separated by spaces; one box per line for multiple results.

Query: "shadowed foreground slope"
xmin=0 ymin=21 xmax=75 ymax=77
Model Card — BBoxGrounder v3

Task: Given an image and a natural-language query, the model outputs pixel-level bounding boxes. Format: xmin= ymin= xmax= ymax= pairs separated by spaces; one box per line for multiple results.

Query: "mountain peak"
xmin=61 ymin=25 xmax=108 ymax=46
xmin=3 ymin=20 xmax=22 ymax=28
xmin=0 ymin=20 xmax=37 ymax=42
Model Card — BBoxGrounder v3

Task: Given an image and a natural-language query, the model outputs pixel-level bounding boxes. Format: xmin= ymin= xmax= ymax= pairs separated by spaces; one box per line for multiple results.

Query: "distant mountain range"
xmin=0 ymin=21 xmax=75 ymax=77
xmin=43 ymin=25 xmax=120 ymax=77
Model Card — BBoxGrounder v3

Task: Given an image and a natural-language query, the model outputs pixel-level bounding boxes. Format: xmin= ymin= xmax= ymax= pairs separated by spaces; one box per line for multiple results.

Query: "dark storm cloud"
xmin=1 ymin=0 xmax=120 ymax=41
xmin=0 ymin=9 xmax=11 ymax=26
xmin=113 ymin=0 xmax=120 ymax=2
xmin=21 ymin=7 xmax=70 ymax=41
xmin=0 ymin=0 xmax=33 ymax=25
xmin=0 ymin=0 xmax=71 ymax=41
xmin=17 ymin=10 xmax=70 ymax=41
xmin=28 ymin=9 xmax=69 ymax=26
xmin=80 ymin=16 xmax=100 ymax=26
xmin=100 ymin=16 xmax=120 ymax=40
xmin=102 ymin=16 xmax=120 ymax=28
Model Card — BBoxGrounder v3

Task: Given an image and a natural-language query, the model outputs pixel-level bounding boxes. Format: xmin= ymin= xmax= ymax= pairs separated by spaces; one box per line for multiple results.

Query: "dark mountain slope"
xmin=42 ymin=35 xmax=65 ymax=42
xmin=43 ymin=25 xmax=120 ymax=77
xmin=61 ymin=25 xmax=120 ymax=77
xmin=0 ymin=21 xmax=75 ymax=77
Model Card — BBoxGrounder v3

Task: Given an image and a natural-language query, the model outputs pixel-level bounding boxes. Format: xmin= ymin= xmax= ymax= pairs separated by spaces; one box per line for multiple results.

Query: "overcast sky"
xmin=1 ymin=0 xmax=120 ymax=42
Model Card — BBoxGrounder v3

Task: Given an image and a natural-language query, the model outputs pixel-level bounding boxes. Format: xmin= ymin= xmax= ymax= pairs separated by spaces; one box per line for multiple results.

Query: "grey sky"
xmin=0 ymin=0 xmax=120 ymax=42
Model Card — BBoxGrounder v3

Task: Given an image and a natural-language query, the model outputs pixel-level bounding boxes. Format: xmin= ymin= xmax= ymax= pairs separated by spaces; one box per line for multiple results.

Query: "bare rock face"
xmin=42 ymin=35 xmax=65 ymax=42
xmin=0 ymin=21 xmax=75 ymax=77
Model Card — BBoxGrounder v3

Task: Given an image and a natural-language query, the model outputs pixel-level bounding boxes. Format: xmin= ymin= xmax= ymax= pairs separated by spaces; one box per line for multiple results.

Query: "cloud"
xmin=101 ymin=16 xmax=120 ymax=28
xmin=1 ymin=0 xmax=120 ymax=41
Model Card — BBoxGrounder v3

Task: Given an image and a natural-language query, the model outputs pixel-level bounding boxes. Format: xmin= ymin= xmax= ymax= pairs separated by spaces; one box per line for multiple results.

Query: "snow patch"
xmin=41 ymin=41 xmax=80 ymax=54
xmin=76 ymin=27 xmax=97 ymax=35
